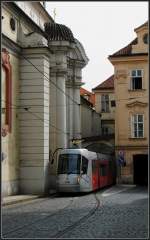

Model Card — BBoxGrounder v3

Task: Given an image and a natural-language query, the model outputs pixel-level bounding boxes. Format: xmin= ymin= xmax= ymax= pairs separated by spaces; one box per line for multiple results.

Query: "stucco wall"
xmin=2 ymin=53 xmax=19 ymax=196
xmin=114 ymin=60 xmax=148 ymax=147
xmin=81 ymin=100 xmax=101 ymax=138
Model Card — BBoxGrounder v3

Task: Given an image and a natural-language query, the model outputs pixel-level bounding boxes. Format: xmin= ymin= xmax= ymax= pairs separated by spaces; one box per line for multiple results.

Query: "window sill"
xmin=129 ymin=137 xmax=146 ymax=140
xmin=128 ymin=89 xmax=146 ymax=92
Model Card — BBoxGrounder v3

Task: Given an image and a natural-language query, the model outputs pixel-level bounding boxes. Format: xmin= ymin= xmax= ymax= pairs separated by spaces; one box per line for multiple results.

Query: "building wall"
xmin=94 ymin=89 xmax=115 ymax=136
xmin=14 ymin=2 xmax=52 ymax=30
xmin=2 ymin=2 xmax=88 ymax=195
xmin=95 ymin=90 xmax=115 ymax=119
xmin=114 ymin=62 xmax=148 ymax=146
xmin=81 ymin=99 xmax=101 ymax=138
xmin=110 ymin=24 xmax=148 ymax=184
xmin=2 ymin=52 xmax=20 ymax=196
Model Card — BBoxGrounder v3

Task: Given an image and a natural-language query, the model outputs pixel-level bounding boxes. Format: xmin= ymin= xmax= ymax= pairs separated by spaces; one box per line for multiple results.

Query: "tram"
xmin=56 ymin=148 xmax=116 ymax=193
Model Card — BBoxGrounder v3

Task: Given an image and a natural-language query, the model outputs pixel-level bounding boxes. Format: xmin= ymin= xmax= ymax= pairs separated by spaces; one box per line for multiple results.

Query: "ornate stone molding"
xmin=2 ymin=48 xmax=12 ymax=132
xmin=126 ymin=101 xmax=148 ymax=108
xmin=115 ymin=70 xmax=127 ymax=80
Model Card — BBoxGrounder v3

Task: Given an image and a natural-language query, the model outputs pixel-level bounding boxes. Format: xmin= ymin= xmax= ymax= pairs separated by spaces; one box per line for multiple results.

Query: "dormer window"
xmin=131 ymin=70 xmax=143 ymax=90
xmin=143 ymin=33 xmax=148 ymax=44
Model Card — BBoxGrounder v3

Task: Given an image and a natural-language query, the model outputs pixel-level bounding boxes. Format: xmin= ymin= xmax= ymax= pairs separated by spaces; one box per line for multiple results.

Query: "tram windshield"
xmin=58 ymin=154 xmax=81 ymax=174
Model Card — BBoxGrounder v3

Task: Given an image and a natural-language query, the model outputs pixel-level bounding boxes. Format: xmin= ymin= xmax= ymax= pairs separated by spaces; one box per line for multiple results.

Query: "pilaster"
xmin=19 ymin=47 xmax=50 ymax=194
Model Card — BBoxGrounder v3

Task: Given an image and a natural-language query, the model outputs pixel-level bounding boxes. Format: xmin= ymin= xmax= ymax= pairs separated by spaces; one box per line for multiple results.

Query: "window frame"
xmin=101 ymin=94 xmax=109 ymax=112
xmin=131 ymin=114 xmax=144 ymax=138
xmin=130 ymin=69 xmax=143 ymax=90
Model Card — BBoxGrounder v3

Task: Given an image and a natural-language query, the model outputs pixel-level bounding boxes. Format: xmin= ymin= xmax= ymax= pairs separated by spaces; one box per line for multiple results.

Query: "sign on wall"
xmin=118 ymin=150 xmax=126 ymax=167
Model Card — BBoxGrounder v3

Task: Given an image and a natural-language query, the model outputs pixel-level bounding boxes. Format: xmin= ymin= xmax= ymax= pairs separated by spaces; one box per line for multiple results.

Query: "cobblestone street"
xmin=2 ymin=185 xmax=148 ymax=239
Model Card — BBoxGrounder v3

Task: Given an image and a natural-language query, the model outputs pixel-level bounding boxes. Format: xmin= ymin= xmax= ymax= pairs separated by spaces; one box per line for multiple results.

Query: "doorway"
xmin=133 ymin=154 xmax=148 ymax=185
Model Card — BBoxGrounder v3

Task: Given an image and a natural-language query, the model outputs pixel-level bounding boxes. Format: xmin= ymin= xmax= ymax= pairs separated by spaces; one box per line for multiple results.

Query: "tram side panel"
xmin=79 ymin=159 xmax=93 ymax=192
xmin=92 ymin=160 xmax=99 ymax=191
xmin=100 ymin=160 xmax=109 ymax=188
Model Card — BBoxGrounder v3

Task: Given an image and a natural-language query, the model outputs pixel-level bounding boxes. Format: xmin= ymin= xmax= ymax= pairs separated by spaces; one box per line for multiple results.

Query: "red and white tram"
xmin=56 ymin=148 xmax=116 ymax=192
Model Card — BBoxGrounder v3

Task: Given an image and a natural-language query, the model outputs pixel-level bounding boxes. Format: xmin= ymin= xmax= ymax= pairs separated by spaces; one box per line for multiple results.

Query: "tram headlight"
xmin=77 ymin=176 xmax=80 ymax=184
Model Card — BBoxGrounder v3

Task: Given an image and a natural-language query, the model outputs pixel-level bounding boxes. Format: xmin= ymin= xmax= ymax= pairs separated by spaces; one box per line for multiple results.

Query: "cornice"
xmin=109 ymin=54 xmax=148 ymax=64
xmin=126 ymin=101 xmax=148 ymax=108
xmin=2 ymin=33 xmax=21 ymax=55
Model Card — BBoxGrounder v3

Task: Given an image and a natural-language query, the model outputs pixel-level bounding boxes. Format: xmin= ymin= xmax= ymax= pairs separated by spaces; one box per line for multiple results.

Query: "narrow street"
xmin=2 ymin=185 xmax=148 ymax=239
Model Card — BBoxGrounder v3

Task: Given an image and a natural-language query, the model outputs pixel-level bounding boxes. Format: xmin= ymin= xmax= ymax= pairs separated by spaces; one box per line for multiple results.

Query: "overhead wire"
xmin=20 ymin=53 xmax=80 ymax=107
xmin=1 ymin=100 xmax=68 ymax=135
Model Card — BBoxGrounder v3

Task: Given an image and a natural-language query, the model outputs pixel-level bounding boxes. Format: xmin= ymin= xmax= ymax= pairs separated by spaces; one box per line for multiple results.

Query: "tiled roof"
xmin=44 ymin=23 xmax=75 ymax=42
xmin=109 ymin=21 xmax=148 ymax=58
xmin=109 ymin=38 xmax=138 ymax=57
xmin=80 ymin=88 xmax=95 ymax=105
xmin=92 ymin=75 xmax=114 ymax=90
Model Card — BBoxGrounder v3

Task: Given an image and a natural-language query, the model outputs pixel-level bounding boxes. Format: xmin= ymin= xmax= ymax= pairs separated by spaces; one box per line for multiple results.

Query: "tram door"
xmin=92 ymin=160 xmax=99 ymax=190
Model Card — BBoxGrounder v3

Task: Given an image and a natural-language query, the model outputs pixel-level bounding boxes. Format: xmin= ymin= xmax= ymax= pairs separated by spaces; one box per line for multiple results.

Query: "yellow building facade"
xmin=109 ymin=22 xmax=148 ymax=184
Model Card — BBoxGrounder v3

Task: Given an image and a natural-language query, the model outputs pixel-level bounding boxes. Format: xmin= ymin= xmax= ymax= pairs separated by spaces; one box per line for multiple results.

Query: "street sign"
xmin=118 ymin=150 xmax=126 ymax=167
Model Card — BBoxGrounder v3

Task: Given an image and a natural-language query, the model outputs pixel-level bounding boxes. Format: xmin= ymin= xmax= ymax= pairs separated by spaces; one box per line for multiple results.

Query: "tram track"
xmin=2 ymin=195 xmax=75 ymax=237
xmin=51 ymin=192 xmax=100 ymax=238
xmin=3 ymin=192 xmax=101 ymax=238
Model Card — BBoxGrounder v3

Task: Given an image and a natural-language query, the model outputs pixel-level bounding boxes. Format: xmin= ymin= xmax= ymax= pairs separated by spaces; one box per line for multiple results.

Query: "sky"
xmin=46 ymin=1 xmax=148 ymax=91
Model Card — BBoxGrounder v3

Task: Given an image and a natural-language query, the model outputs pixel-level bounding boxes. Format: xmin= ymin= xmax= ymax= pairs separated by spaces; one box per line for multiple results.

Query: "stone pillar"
xmin=19 ymin=48 xmax=50 ymax=194
xmin=48 ymin=47 xmax=68 ymax=189
xmin=66 ymin=60 xmax=83 ymax=147
xmin=56 ymin=72 xmax=67 ymax=148
xmin=49 ymin=46 xmax=69 ymax=152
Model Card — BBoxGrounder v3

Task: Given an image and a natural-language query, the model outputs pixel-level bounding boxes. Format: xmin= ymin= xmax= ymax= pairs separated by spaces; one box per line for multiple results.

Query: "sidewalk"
xmin=2 ymin=190 xmax=57 ymax=207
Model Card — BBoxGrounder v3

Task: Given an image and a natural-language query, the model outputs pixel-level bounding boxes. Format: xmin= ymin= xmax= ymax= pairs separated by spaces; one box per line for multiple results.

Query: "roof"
xmin=92 ymin=75 xmax=114 ymax=90
xmin=109 ymin=38 xmax=138 ymax=57
xmin=80 ymin=88 xmax=95 ymax=105
xmin=44 ymin=23 xmax=75 ymax=42
xmin=109 ymin=21 xmax=148 ymax=58
xmin=134 ymin=21 xmax=148 ymax=31
xmin=80 ymin=95 xmax=94 ymax=108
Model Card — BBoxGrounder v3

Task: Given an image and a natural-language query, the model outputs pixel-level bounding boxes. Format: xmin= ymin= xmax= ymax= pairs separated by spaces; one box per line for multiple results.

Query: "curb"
xmin=2 ymin=191 xmax=57 ymax=207
xmin=2 ymin=196 xmax=41 ymax=207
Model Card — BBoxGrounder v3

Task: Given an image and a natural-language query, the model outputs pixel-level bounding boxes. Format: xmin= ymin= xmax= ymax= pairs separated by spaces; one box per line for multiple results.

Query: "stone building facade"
xmin=109 ymin=21 xmax=148 ymax=184
xmin=2 ymin=2 xmax=88 ymax=196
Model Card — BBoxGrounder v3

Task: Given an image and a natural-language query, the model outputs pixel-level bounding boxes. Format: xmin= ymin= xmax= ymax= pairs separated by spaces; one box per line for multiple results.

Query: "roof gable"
xmin=93 ymin=75 xmax=114 ymax=90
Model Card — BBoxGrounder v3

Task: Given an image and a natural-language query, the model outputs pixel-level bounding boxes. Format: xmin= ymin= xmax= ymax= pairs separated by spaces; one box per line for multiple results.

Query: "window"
xmin=82 ymin=156 xmax=88 ymax=174
xmin=100 ymin=164 xmax=107 ymax=176
xmin=143 ymin=33 xmax=148 ymax=44
xmin=131 ymin=70 xmax=142 ymax=90
xmin=131 ymin=114 xmax=144 ymax=138
xmin=92 ymin=161 xmax=97 ymax=172
xmin=57 ymin=154 xmax=81 ymax=174
xmin=101 ymin=95 xmax=109 ymax=112
xmin=111 ymin=100 xmax=116 ymax=107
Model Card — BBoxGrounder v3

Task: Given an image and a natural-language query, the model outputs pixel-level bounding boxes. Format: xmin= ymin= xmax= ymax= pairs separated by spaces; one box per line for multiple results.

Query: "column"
xmin=19 ymin=48 xmax=50 ymax=194
xmin=56 ymin=72 xmax=67 ymax=148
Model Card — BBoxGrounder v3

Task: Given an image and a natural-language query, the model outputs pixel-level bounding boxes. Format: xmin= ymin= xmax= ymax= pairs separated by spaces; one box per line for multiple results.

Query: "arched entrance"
xmin=133 ymin=154 xmax=148 ymax=185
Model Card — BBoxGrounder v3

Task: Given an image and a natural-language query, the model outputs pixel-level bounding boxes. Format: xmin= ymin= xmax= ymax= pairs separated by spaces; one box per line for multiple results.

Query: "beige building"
xmin=93 ymin=75 xmax=115 ymax=138
xmin=2 ymin=2 xmax=88 ymax=196
xmin=109 ymin=21 xmax=148 ymax=184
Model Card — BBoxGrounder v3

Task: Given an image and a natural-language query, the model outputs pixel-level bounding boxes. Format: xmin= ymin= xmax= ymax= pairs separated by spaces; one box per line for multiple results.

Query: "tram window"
xmin=100 ymin=164 xmax=107 ymax=176
xmin=82 ymin=156 xmax=88 ymax=174
xmin=92 ymin=161 xmax=97 ymax=172
xmin=58 ymin=154 xmax=81 ymax=174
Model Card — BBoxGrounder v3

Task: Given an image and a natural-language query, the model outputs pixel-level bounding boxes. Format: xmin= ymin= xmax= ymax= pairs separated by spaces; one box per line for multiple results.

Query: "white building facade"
xmin=1 ymin=2 xmax=88 ymax=196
